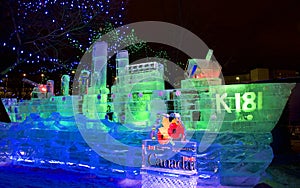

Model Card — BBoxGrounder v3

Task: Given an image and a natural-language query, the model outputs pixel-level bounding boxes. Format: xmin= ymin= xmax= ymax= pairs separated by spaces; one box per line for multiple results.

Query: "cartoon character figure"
xmin=157 ymin=114 xmax=171 ymax=144
xmin=155 ymin=113 xmax=186 ymax=145
xmin=168 ymin=113 xmax=185 ymax=140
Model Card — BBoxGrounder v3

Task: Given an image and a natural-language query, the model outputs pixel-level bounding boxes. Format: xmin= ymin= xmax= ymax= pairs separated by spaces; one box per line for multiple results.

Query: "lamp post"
xmin=236 ymin=76 xmax=240 ymax=83
xmin=41 ymin=73 xmax=45 ymax=83
xmin=22 ymin=73 xmax=26 ymax=96
xmin=4 ymin=75 xmax=8 ymax=97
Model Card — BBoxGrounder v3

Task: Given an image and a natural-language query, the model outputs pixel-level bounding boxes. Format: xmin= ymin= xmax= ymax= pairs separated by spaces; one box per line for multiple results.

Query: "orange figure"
xmin=157 ymin=115 xmax=170 ymax=144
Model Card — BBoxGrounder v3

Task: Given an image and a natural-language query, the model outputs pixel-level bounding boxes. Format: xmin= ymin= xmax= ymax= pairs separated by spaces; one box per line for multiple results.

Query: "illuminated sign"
xmin=147 ymin=153 xmax=196 ymax=170
xmin=142 ymin=140 xmax=197 ymax=173
xmin=216 ymin=92 xmax=263 ymax=113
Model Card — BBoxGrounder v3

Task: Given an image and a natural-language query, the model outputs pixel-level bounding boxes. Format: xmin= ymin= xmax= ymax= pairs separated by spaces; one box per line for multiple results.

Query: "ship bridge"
xmin=112 ymin=59 xmax=165 ymax=125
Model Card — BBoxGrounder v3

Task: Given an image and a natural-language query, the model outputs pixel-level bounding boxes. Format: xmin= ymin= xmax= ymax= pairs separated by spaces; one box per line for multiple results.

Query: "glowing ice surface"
xmin=0 ymin=42 xmax=295 ymax=186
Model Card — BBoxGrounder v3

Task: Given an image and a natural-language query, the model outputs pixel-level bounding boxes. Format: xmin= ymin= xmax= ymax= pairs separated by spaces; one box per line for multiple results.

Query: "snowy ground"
xmin=0 ymin=152 xmax=299 ymax=188
xmin=260 ymin=153 xmax=300 ymax=188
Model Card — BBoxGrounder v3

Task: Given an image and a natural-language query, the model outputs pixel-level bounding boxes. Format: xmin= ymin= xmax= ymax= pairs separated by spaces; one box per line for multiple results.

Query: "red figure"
xmin=168 ymin=122 xmax=184 ymax=139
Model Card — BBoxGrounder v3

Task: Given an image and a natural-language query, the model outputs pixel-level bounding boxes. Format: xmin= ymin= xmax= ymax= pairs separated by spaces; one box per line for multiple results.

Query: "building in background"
xmin=224 ymin=68 xmax=299 ymax=84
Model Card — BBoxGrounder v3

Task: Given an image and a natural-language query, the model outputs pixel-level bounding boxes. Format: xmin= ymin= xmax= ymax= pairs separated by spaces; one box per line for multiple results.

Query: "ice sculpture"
xmin=116 ymin=50 xmax=129 ymax=79
xmin=61 ymin=75 xmax=70 ymax=96
xmin=142 ymin=113 xmax=198 ymax=187
xmin=46 ymin=80 xmax=54 ymax=98
xmin=22 ymin=78 xmax=49 ymax=99
xmin=186 ymin=58 xmax=222 ymax=80
xmin=0 ymin=41 xmax=295 ymax=187
xmin=90 ymin=41 xmax=107 ymax=94
xmin=78 ymin=70 xmax=90 ymax=95
xmin=112 ymin=58 xmax=165 ymax=125
xmin=81 ymin=41 xmax=110 ymax=119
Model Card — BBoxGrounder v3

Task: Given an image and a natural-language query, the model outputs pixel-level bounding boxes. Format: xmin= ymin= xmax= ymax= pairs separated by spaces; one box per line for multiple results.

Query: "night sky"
xmin=0 ymin=0 xmax=300 ymax=77
xmin=125 ymin=0 xmax=300 ymax=75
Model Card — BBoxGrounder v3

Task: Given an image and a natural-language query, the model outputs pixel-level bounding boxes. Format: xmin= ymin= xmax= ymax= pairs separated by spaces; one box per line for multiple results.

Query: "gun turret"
xmin=22 ymin=78 xmax=39 ymax=87
xmin=22 ymin=78 xmax=54 ymax=99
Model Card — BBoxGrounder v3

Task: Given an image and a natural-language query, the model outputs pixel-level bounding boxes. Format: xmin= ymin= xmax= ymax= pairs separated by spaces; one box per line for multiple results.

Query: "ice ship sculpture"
xmin=0 ymin=41 xmax=295 ymax=187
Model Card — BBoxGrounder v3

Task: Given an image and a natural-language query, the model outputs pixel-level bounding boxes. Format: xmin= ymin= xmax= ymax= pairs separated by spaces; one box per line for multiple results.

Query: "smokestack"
xmin=116 ymin=50 xmax=129 ymax=83
xmin=61 ymin=75 xmax=70 ymax=96
xmin=91 ymin=41 xmax=108 ymax=93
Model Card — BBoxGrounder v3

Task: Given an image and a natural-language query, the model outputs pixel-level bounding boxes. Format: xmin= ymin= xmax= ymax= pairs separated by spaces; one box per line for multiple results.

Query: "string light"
xmin=1 ymin=0 xmax=128 ymax=78
xmin=1 ymin=0 xmax=187 ymax=90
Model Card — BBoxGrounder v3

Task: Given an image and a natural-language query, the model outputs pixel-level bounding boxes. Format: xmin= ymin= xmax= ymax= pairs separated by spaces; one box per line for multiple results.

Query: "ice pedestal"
xmin=196 ymin=143 xmax=221 ymax=186
xmin=141 ymin=171 xmax=198 ymax=188
xmin=218 ymin=132 xmax=273 ymax=186
xmin=0 ymin=114 xmax=142 ymax=178
xmin=191 ymin=131 xmax=274 ymax=186
xmin=141 ymin=140 xmax=198 ymax=187
xmin=0 ymin=121 xmax=287 ymax=187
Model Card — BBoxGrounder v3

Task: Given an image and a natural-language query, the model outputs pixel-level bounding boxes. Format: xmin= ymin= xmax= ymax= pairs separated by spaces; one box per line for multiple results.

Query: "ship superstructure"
xmin=112 ymin=57 xmax=165 ymax=125
xmin=1 ymin=41 xmax=295 ymax=133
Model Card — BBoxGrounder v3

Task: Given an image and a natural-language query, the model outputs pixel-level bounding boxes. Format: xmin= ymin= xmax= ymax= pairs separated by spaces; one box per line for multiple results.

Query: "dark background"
xmin=1 ymin=0 xmax=300 ymax=76
xmin=125 ymin=0 xmax=300 ymax=75
xmin=0 ymin=0 xmax=299 ymax=94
